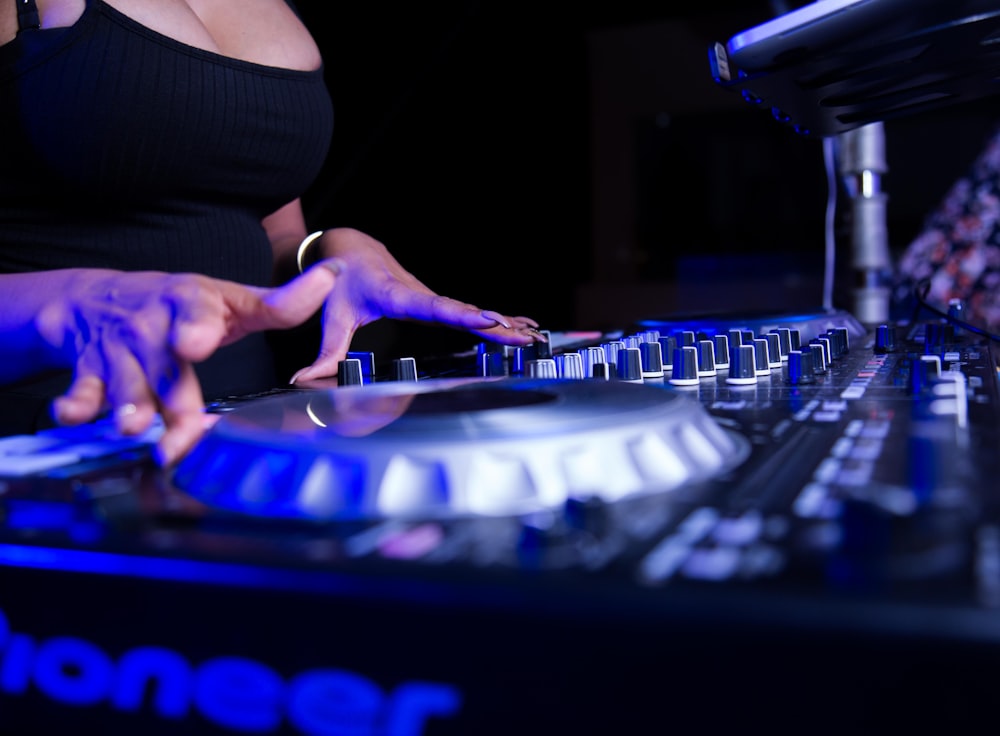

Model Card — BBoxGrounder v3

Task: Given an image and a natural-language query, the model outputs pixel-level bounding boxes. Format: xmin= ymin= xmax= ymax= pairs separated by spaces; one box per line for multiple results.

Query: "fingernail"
xmin=528 ymin=328 xmax=548 ymax=343
xmin=321 ymin=258 xmax=346 ymax=275
xmin=481 ymin=309 xmax=511 ymax=329
xmin=289 ymin=369 xmax=304 ymax=385
xmin=115 ymin=402 xmax=138 ymax=419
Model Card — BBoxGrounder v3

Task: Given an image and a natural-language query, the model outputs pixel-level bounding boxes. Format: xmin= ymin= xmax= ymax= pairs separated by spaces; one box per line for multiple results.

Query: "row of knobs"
xmin=336 ymin=353 xmax=417 ymax=386
xmin=477 ymin=326 xmax=853 ymax=387
xmin=333 ymin=316 xmax=962 ymax=388
xmin=873 ymin=318 xmax=963 ymax=355
xmin=874 ymin=320 xmax=969 ymax=414
xmin=334 ymin=320 xmax=955 ymax=390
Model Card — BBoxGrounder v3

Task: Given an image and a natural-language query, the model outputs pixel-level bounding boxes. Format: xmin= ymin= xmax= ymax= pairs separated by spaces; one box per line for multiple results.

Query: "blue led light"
xmin=0 ymin=606 xmax=464 ymax=735
xmin=0 ymin=544 xmax=372 ymax=596
xmin=4 ymin=501 xmax=75 ymax=530
xmin=0 ymin=542 xmax=522 ymax=613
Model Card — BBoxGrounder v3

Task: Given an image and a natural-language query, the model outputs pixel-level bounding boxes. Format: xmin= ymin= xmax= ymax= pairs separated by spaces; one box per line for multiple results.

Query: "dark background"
xmin=287 ymin=0 xmax=1000 ymax=358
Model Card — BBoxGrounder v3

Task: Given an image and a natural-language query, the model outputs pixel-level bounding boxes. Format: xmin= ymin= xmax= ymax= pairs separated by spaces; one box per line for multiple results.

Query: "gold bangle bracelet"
xmin=295 ymin=230 xmax=325 ymax=274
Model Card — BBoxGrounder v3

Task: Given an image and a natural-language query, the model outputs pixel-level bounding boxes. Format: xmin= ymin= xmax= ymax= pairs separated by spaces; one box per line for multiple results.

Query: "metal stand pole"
xmin=837 ymin=122 xmax=892 ymax=324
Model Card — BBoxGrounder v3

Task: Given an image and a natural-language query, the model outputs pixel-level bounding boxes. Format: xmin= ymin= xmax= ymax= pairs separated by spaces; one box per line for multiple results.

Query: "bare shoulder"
xmin=0 ymin=0 xmax=86 ymax=45
xmin=0 ymin=2 xmax=14 ymax=46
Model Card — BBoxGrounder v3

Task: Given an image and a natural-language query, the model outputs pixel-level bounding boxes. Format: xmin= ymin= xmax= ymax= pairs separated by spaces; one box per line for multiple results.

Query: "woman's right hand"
xmin=33 ymin=265 xmax=340 ymax=465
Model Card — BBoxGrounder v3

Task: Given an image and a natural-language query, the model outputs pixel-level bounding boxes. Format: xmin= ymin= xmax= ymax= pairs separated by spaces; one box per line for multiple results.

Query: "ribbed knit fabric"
xmin=0 ymin=0 xmax=334 ymax=428
xmin=0 ymin=0 xmax=332 ymax=283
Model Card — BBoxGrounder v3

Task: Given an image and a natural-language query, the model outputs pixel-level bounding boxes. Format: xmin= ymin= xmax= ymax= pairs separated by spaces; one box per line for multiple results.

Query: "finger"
xmin=49 ymin=311 xmax=134 ymax=427
xmin=510 ymin=316 xmax=540 ymax=329
xmin=100 ymin=301 xmax=192 ymax=435
xmin=415 ymin=296 xmax=542 ymax=345
xmin=475 ymin=311 xmax=540 ymax=332
xmin=288 ymin=297 xmax=358 ymax=384
xmin=115 ymin=311 xmax=209 ymax=463
xmin=100 ymin=333 xmax=167 ymax=437
xmin=469 ymin=324 xmax=541 ymax=346
xmin=155 ymin=409 xmax=207 ymax=467
xmin=52 ymin=341 xmax=159 ymax=437
xmin=377 ymin=291 xmax=487 ymax=327
xmin=152 ymin=361 xmax=210 ymax=466
xmin=254 ymin=259 xmax=343 ymax=331
xmin=162 ymin=278 xmax=230 ymax=363
xmin=383 ymin=292 xmax=535 ymax=339
xmin=168 ymin=260 xmax=341 ymax=360
xmin=51 ymin=373 xmax=107 ymax=426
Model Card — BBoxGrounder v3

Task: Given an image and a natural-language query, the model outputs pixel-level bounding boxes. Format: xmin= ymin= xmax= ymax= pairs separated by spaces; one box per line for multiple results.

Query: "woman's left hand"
xmin=288 ymin=228 xmax=543 ymax=383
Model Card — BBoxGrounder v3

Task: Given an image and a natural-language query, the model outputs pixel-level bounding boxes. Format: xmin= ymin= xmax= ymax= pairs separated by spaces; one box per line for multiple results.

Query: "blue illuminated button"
xmin=874 ymin=324 xmax=896 ymax=354
xmin=786 ymin=350 xmax=816 ymax=385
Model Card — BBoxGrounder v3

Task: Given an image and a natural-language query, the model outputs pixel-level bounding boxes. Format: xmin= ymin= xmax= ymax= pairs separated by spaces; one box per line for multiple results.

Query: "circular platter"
xmin=171 ymin=377 xmax=750 ymax=521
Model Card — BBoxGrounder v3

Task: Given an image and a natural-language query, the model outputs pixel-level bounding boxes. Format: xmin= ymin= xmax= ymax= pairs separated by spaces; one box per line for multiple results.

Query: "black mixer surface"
xmin=0 ymin=308 xmax=998 ymax=735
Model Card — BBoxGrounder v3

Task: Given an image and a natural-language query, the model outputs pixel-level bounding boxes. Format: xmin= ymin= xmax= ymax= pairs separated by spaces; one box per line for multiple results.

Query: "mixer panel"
xmin=0 ymin=308 xmax=998 ymax=735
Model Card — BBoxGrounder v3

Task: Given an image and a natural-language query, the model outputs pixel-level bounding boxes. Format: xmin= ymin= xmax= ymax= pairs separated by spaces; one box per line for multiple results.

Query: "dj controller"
xmin=0 ymin=307 xmax=998 ymax=735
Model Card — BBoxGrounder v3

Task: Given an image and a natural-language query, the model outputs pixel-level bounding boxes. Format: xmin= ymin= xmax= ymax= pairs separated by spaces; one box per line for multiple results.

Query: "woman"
xmin=0 ymin=0 xmax=542 ymax=464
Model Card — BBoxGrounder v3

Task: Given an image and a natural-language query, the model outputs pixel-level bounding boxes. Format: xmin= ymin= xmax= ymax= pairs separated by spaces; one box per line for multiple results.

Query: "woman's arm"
xmin=263 ymin=199 xmax=311 ymax=285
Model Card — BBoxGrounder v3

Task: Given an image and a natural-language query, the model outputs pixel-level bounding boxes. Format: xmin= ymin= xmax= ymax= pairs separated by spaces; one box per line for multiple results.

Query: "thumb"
xmin=259 ymin=259 xmax=344 ymax=330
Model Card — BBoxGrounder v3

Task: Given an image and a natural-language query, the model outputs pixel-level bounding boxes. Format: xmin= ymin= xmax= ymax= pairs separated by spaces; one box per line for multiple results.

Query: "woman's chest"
xmin=4 ymin=0 xmax=320 ymax=71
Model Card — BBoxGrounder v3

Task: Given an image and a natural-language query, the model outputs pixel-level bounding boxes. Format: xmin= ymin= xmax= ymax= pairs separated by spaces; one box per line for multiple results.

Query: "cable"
xmin=911 ymin=278 xmax=1000 ymax=342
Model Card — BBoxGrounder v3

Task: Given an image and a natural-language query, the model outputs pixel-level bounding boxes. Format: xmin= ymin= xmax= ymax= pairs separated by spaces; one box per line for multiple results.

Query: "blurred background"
xmin=288 ymin=0 xmax=1000 ymax=359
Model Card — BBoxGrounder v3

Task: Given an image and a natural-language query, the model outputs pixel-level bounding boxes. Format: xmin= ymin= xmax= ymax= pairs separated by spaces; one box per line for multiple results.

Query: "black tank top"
xmin=0 ymin=0 xmax=334 ymax=430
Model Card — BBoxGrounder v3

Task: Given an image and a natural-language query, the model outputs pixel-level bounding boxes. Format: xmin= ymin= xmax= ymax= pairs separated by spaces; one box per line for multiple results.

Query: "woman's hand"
xmin=288 ymin=228 xmax=544 ymax=383
xmin=35 ymin=266 xmax=340 ymax=465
